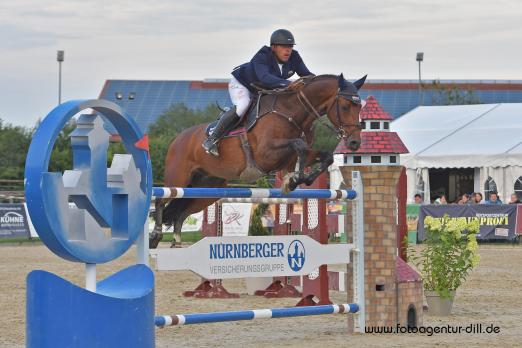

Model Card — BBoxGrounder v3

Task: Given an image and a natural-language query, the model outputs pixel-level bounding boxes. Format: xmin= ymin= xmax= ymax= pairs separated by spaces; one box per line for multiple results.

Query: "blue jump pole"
xmin=155 ymin=303 xmax=358 ymax=327
xmin=152 ymin=187 xmax=356 ymax=200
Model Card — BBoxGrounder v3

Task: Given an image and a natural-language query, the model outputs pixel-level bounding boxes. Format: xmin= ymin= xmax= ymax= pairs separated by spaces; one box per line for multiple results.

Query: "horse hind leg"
xmin=168 ymin=197 xmax=225 ymax=247
xmin=171 ymin=211 xmax=188 ymax=248
xmin=162 ymin=198 xmax=191 ymax=248
xmin=149 ymin=199 xmax=165 ymax=249
xmin=164 ymin=173 xmax=227 ymax=247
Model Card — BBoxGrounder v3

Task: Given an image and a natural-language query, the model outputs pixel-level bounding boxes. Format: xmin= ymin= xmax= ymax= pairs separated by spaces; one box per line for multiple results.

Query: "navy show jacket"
xmin=231 ymin=46 xmax=312 ymax=92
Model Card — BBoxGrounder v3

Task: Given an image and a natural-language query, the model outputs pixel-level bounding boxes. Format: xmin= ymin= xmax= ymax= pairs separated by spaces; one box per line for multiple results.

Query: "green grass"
xmin=0 ymin=237 xmax=41 ymax=244
xmin=160 ymin=232 xmax=202 ymax=244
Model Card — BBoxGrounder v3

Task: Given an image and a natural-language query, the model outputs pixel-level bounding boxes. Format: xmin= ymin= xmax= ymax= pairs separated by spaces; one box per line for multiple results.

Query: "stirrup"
xmin=202 ymin=140 xmax=219 ymax=156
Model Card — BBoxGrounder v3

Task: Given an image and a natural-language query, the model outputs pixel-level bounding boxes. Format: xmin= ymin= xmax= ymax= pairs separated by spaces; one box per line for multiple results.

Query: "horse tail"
xmin=160 ymin=171 xmax=227 ymax=227
xmin=161 ymin=199 xmax=185 ymax=226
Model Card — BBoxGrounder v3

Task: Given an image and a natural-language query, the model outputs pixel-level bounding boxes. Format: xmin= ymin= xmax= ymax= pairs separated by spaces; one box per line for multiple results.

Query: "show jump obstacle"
xmin=184 ymin=172 xmax=351 ymax=304
xmin=24 ymin=100 xmax=365 ymax=348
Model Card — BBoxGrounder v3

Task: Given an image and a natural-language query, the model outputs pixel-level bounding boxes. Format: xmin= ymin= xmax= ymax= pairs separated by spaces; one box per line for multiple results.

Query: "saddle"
xmin=203 ymin=88 xmax=283 ymax=182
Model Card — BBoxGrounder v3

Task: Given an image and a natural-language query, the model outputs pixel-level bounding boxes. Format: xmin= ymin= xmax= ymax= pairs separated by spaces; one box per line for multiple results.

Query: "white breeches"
xmin=229 ymin=75 xmax=251 ymax=117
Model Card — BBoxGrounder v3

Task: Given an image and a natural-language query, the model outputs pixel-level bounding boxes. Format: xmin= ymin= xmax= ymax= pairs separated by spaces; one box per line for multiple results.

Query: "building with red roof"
xmin=333 ymin=96 xmax=409 ymax=166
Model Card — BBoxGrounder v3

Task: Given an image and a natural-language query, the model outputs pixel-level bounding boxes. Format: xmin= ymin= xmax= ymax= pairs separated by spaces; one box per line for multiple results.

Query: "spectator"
xmin=508 ymin=193 xmax=521 ymax=204
xmin=486 ymin=192 xmax=503 ymax=205
xmin=458 ymin=193 xmax=471 ymax=205
xmin=434 ymin=195 xmax=447 ymax=204
xmin=456 ymin=194 xmax=463 ymax=204
xmin=414 ymin=194 xmax=423 ymax=204
xmin=472 ymin=192 xmax=484 ymax=204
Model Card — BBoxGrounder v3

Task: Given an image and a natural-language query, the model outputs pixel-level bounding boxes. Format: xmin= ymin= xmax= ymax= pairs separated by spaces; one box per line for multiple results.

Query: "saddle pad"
xmin=245 ymin=93 xmax=276 ymax=131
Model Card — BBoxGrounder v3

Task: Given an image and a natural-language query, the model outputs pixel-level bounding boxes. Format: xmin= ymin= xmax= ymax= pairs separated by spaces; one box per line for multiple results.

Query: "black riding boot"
xmin=202 ymin=107 xmax=239 ymax=156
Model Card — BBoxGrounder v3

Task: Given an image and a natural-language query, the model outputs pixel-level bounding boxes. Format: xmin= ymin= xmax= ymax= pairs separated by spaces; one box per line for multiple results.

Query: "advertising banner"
xmin=0 ymin=204 xmax=31 ymax=238
xmin=418 ymin=205 xmax=517 ymax=241
xmin=151 ymin=235 xmax=352 ymax=279
xmin=221 ymin=203 xmax=252 ymax=237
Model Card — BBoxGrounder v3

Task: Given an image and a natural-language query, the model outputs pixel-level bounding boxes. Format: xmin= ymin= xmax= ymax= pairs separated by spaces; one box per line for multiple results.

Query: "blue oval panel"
xmin=24 ymin=100 xmax=152 ymax=263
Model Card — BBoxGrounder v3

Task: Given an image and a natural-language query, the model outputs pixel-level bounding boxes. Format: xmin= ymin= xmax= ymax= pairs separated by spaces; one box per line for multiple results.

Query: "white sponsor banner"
xmin=151 ymin=235 xmax=353 ymax=279
xmin=495 ymin=227 xmax=509 ymax=237
xmin=222 ymin=203 xmax=252 ymax=237
xmin=181 ymin=211 xmax=203 ymax=232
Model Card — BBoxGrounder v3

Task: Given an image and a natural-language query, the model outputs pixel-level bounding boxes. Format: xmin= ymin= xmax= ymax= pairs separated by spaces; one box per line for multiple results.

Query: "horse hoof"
xmin=149 ymin=231 xmax=163 ymax=249
xmin=281 ymin=174 xmax=297 ymax=194
xmin=281 ymin=177 xmax=291 ymax=194
xmin=149 ymin=237 xmax=159 ymax=249
xmin=304 ymin=179 xmax=314 ymax=186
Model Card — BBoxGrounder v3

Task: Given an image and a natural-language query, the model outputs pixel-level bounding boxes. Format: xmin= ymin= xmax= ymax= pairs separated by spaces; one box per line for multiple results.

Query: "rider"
xmin=202 ymin=29 xmax=314 ymax=156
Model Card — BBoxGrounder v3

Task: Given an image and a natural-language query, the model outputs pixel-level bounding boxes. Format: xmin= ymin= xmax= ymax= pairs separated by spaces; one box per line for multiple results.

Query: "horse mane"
xmin=302 ymin=74 xmax=351 ymax=92
xmin=304 ymin=74 xmax=365 ymax=96
xmin=311 ymin=74 xmax=339 ymax=80
xmin=258 ymin=74 xmax=341 ymax=96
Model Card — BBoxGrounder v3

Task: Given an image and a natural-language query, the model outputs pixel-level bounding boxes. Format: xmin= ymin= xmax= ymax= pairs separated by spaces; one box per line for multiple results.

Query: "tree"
xmin=249 ymin=203 xmax=270 ymax=236
xmin=248 ymin=175 xmax=273 ymax=235
xmin=311 ymin=122 xmax=341 ymax=152
xmin=48 ymin=122 xmax=74 ymax=173
xmin=0 ymin=119 xmax=32 ymax=179
xmin=148 ymin=103 xmax=219 ymax=138
xmin=148 ymin=103 xmax=220 ymax=183
xmin=426 ymin=80 xmax=481 ymax=105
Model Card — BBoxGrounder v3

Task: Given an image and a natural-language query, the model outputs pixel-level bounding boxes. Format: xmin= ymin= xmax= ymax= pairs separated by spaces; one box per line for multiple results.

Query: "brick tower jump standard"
xmin=333 ymin=95 xmax=424 ymax=329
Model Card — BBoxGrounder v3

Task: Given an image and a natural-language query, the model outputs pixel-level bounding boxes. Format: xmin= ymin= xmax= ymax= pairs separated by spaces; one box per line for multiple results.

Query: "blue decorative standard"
xmin=25 ymin=100 xmax=154 ymax=348
xmin=27 ymin=265 xmax=154 ymax=347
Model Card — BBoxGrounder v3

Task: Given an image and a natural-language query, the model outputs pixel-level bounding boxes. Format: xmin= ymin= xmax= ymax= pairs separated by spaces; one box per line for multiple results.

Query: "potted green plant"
xmin=408 ymin=215 xmax=480 ymax=315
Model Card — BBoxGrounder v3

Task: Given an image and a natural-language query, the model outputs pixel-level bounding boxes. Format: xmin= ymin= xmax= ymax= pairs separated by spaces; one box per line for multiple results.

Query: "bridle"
xmin=297 ymin=88 xmax=363 ymax=140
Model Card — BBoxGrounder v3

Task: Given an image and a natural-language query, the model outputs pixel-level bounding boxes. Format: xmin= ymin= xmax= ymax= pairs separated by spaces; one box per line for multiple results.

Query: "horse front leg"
xmin=302 ymin=150 xmax=334 ymax=186
xmin=280 ymin=138 xmax=309 ymax=193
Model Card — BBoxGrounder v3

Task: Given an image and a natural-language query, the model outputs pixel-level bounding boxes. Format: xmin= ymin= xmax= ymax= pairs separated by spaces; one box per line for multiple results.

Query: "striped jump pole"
xmin=152 ymin=187 xmax=356 ymax=200
xmin=217 ymin=197 xmax=302 ymax=204
xmin=155 ymin=303 xmax=358 ymax=327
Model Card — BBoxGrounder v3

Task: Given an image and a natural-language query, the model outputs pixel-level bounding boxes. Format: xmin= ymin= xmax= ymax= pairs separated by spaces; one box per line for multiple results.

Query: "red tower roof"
xmin=360 ymin=95 xmax=392 ymax=121
xmin=396 ymin=258 xmax=422 ymax=283
xmin=334 ymin=132 xmax=409 ymax=154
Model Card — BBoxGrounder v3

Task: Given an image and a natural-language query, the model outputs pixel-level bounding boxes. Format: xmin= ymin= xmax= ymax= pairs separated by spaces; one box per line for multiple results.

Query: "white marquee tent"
xmin=391 ymin=103 xmax=522 ymax=203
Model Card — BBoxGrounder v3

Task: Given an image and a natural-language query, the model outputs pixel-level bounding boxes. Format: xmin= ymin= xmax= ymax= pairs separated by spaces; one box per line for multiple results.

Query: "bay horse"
xmin=150 ymin=73 xmax=366 ymax=248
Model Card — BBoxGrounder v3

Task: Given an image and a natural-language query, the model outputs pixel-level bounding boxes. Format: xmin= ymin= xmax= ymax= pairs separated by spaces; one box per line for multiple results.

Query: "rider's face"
xmin=271 ymin=44 xmax=293 ymax=63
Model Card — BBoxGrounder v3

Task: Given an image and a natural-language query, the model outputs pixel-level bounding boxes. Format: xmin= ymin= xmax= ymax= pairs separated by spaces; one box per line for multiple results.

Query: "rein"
xmin=255 ymin=76 xmax=362 ymax=140
xmin=297 ymin=89 xmax=362 ymax=140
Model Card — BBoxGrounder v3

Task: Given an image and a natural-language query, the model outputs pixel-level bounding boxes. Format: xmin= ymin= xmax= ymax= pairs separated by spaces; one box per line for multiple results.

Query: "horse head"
xmin=325 ymin=74 xmax=367 ymax=151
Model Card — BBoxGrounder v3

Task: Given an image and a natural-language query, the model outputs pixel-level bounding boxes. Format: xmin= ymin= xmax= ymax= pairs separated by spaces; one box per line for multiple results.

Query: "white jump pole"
xmin=351 ymin=170 xmax=365 ymax=333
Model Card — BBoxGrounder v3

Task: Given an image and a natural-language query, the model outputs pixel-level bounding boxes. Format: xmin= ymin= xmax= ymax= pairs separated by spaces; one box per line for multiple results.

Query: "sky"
xmin=1 ymin=0 xmax=521 ymax=128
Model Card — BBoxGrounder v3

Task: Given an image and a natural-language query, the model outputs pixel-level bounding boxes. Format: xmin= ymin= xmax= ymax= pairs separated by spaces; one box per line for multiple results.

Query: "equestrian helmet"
xmin=270 ymin=29 xmax=295 ymax=45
